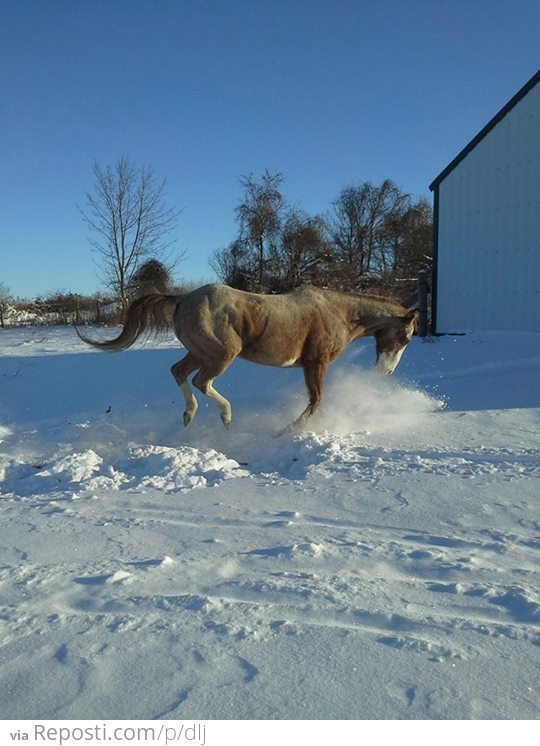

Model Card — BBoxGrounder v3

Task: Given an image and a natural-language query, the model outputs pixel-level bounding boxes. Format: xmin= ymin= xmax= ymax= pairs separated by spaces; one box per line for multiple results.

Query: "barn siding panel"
xmin=436 ymin=82 xmax=540 ymax=332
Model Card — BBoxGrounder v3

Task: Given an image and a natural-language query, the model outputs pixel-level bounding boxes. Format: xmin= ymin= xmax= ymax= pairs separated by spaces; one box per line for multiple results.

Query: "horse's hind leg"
xmin=171 ymin=353 xmax=200 ymax=427
xmin=192 ymin=356 xmax=236 ymax=429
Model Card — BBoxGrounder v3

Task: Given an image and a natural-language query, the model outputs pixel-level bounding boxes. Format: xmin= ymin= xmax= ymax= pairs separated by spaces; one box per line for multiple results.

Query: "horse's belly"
xmin=239 ymin=349 xmax=300 ymax=368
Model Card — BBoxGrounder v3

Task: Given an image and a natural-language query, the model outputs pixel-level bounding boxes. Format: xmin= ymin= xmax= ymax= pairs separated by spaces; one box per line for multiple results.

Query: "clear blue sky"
xmin=1 ymin=0 xmax=539 ymax=299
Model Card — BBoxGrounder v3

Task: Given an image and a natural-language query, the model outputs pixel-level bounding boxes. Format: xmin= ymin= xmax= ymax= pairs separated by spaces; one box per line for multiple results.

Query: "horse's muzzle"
xmin=375 ymin=349 xmax=405 ymax=375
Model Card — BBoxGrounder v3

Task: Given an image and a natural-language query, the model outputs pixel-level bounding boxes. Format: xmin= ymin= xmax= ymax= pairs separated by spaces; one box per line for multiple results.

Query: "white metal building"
xmin=429 ymin=70 xmax=540 ymax=333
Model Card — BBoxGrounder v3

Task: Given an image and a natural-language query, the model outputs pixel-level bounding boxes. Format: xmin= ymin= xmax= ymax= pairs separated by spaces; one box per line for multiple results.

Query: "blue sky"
xmin=1 ymin=0 xmax=539 ymax=299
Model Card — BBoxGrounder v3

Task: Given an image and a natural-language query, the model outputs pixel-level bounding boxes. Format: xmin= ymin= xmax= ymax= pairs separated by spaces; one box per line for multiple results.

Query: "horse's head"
xmin=374 ymin=309 xmax=417 ymax=375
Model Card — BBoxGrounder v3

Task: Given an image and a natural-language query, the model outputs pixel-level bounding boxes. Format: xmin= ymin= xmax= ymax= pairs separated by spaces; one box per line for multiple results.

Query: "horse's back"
xmin=173 ymin=283 xmax=328 ymax=366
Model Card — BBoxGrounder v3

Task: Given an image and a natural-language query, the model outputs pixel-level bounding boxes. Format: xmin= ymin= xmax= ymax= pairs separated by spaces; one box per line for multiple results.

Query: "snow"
xmin=0 ymin=325 xmax=538 ymax=720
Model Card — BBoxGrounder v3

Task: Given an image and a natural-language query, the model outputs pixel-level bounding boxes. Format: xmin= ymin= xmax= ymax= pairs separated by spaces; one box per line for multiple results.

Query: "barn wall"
xmin=435 ymin=82 xmax=540 ymax=332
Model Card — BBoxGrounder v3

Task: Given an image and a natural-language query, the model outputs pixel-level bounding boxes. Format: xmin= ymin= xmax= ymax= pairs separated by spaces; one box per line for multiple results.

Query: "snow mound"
xmin=116 ymin=445 xmax=250 ymax=491
xmin=0 ymin=445 xmax=249 ymax=497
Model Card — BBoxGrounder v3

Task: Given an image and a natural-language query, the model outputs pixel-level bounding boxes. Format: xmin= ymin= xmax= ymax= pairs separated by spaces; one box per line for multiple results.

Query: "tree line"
xmin=81 ymin=158 xmax=431 ymax=306
xmin=1 ymin=159 xmax=432 ymax=327
xmin=210 ymin=170 xmax=432 ymax=300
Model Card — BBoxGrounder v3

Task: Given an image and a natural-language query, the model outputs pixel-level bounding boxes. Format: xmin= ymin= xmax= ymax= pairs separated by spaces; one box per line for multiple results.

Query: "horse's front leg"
xmin=293 ymin=361 xmax=328 ymax=429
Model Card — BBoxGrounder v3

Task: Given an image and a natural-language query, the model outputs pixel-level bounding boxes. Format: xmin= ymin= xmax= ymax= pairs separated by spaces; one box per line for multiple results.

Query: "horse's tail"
xmin=75 ymin=294 xmax=180 ymax=351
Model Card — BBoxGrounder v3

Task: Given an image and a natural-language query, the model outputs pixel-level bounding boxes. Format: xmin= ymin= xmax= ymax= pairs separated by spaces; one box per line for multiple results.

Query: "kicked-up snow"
xmin=0 ymin=326 xmax=538 ymax=719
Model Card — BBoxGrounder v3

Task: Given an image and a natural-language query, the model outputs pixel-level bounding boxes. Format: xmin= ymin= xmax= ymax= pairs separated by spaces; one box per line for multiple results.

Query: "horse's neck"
xmin=349 ymin=295 xmax=402 ymax=333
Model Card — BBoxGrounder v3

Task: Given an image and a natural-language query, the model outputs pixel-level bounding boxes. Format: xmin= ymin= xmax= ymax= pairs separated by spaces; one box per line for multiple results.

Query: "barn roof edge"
xmin=429 ymin=70 xmax=540 ymax=191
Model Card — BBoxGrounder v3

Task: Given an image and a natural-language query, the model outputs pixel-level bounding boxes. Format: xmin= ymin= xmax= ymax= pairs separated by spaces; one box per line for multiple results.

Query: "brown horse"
xmin=76 ymin=283 xmax=417 ymax=429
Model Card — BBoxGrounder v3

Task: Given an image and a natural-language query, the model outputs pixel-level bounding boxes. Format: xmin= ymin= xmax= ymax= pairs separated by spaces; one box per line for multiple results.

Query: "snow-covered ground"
xmin=0 ymin=325 xmax=538 ymax=720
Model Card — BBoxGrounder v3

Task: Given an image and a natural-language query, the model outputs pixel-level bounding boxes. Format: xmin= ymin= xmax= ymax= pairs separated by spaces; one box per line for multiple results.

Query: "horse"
xmin=76 ymin=283 xmax=417 ymax=430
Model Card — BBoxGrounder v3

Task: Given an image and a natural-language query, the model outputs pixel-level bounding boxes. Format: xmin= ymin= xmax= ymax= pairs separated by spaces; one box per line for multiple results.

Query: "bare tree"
xmin=209 ymin=239 xmax=254 ymax=289
xmin=270 ymin=211 xmax=331 ymax=291
xmin=0 ymin=282 xmax=11 ymax=328
xmin=327 ymin=180 xmax=419 ymax=291
xmin=386 ymin=198 xmax=433 ymax=277
xmin=80 ymin=156 xmax=182 ymax=313
xmin=235 ymin=170 xmax=284 ymax=291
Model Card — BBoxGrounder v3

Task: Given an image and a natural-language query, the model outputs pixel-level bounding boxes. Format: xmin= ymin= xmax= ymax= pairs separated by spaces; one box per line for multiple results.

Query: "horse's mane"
xmin=351 ymin=291 xmax=407 ymax=316
xmin=288 ymin=284 xmax=407 ymax=317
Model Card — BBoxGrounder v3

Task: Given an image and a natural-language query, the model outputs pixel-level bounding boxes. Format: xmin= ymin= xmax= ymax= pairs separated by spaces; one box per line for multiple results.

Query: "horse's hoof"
xmin=273 ymin=423 xmax=295 ymax=438
xmin=221 ymin=415 xmax=231 ymax=430
xmin=183 ymin=412 xmax=193 ymax=428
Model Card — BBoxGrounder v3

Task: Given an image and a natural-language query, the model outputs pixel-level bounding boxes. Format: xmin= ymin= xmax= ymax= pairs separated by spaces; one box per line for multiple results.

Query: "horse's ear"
xmin=404 ymin=308 xmax=418 ymax=324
